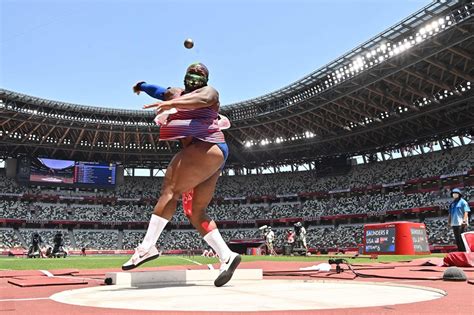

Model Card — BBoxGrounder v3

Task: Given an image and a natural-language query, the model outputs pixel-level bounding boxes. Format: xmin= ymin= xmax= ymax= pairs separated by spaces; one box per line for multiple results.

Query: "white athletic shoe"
xmin=122 ymin=246 xmax=160 ymax=271
xmin=214 ymin=252 xmax=241 ymax=287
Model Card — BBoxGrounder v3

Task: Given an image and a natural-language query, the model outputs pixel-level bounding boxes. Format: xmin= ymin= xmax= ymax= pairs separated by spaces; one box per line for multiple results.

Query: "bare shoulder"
xmin=199 ymin=86 xmax=219 ymax=107
xmin=200 ymin=85 xmax=219 ymax=97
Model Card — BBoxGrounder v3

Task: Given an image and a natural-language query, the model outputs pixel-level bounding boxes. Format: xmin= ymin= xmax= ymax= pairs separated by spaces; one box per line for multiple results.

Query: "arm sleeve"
xmin=139 ymin=83 xmax=168 ymax=100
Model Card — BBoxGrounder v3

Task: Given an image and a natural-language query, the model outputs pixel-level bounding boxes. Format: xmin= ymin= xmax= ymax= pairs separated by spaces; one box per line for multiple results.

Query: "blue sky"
xmin=1 ymin=0 xmax=430 ymax=109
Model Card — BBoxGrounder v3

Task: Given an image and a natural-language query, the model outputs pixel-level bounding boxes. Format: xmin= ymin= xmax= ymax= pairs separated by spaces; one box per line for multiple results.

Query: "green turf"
xmin=0 ymin=254 xmax=446 ymax=271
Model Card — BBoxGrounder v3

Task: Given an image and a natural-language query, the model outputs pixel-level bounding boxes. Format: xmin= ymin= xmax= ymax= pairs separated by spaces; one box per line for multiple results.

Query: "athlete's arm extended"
xmin=133 ymin=82 xmax=168 ymax=100
xmin=143 ymin=86 xmax=218 ymax=112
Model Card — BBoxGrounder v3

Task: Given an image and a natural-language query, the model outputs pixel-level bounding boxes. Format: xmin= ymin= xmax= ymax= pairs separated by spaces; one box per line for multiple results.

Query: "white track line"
xmin=178 ymin=257 xmax=202 ymax=265
xmin=0 ymin=297 xmax=50 ymax=302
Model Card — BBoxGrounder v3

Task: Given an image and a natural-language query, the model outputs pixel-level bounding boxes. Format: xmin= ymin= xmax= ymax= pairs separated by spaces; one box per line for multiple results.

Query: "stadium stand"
xmin=0 ymin=228 xmax=24 ymax=249
xmin=1 ymin=145 xmax=470 ymax=200
xmin=73 ymin=230 xmax=118 ymax=250
xmin=0 ymin=144 xmax=472 ymax=251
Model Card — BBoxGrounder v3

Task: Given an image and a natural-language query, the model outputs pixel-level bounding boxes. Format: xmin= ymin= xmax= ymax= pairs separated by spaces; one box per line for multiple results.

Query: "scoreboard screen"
xmin=74 ymin=162 xmax=116 ymax=186
xmin=364 ymin=227 xmax=396 ymax=253
xmin=363 ymin=222 xmax=431 ymax=255
xmin=29 ymin=158 xmax=75 ymax=184
xmin=20 ymin=157 xmax=117 ymax=187
xmin=410 ymin=227 xmax=430 ymax=252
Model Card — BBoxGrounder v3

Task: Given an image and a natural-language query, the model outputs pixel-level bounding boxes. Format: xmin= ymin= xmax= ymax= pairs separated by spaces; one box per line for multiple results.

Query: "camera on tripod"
xmin=291 ymin=222 xmax=308 ymax=256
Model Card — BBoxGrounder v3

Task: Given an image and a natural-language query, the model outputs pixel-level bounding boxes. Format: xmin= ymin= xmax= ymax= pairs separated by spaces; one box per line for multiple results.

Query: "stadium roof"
xmin=1 ymin=0 xmax=473 ymax=168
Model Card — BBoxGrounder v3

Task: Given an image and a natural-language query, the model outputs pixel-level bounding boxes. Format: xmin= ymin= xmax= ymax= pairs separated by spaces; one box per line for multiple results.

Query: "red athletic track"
xmin=1 ymin=259 xmax=473 ymax=314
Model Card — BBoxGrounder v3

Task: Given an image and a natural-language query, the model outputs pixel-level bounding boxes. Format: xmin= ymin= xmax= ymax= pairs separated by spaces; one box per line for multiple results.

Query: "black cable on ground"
xmin=346 ymin=260 xmax=443 ymax=281
xmin=263 ymin=259 xmax=470 ymax=281
xmin=263 ymin=260 xmax=444 ymax=281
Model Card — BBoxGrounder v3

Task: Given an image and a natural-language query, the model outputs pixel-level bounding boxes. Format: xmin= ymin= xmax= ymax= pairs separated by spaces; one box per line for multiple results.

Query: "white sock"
xmin=140 ymin=214 xmax=168 ymax=251
xmin=203 ymin=229 xmax=232 ymax=263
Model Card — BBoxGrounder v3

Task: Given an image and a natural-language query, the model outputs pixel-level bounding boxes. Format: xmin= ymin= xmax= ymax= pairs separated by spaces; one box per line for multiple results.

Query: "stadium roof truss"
xmin=0 ymin=0 xmax=473 ymax=167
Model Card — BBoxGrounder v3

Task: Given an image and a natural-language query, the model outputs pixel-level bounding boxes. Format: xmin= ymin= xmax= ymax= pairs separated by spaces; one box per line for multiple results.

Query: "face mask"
xmin=184 ymin=63 xmax=209 ymax=92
